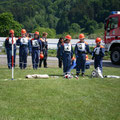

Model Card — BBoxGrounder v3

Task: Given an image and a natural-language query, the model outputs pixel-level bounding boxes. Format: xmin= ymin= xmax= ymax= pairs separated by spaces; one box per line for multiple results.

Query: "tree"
xmin=68 ymin=23 xmax=81 ymax=33
xmin=85 ymin=19 xmax=98 ymax=34
xmin=32 ymin=26 xmax=56 ymax=38
xmin=0 ymin=12 xmax=23 ymax=37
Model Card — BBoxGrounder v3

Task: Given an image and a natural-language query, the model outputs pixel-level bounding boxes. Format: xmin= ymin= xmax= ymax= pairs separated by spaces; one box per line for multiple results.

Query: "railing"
xmin=0 ymin=37 xmax=104 ymax=52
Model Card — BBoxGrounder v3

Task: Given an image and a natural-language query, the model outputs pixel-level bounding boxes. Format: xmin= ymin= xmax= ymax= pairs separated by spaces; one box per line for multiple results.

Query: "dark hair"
xmin=29 ymin=34 xmax=31 ymax=38
xmin=59 ymin=37 xmax=64 ymax=43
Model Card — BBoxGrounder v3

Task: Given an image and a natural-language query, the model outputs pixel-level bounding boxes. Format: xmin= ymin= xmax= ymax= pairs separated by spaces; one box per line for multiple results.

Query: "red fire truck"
xmin=104 ymin=11 xmax=120 ymax=64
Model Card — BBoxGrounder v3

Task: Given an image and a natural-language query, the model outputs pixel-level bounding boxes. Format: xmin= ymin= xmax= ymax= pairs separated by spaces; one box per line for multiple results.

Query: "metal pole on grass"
xmin=11 ymin=33 xmax=14 ymax=80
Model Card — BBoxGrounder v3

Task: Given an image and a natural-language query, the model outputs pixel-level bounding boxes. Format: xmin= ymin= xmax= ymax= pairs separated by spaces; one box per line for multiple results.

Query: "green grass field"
xmin=0 ymin=66 xmax=120 ymax=120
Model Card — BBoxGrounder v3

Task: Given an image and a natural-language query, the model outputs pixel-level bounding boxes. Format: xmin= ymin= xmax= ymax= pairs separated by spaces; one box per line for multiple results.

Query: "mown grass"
xmin=0 ymin=66 xmax=120 ymax=120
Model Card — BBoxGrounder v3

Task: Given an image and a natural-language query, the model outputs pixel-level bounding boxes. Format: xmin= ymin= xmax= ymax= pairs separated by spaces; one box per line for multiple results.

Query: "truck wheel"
xmin=110 ymin=47 xmax=120 ymax=65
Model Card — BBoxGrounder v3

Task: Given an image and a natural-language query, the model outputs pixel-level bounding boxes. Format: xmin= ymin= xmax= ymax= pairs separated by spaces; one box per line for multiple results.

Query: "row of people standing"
xmin=57 ymin=34 xmax=105 ymax=77
xmin=5 ymin=29 xmax=48 ymax=69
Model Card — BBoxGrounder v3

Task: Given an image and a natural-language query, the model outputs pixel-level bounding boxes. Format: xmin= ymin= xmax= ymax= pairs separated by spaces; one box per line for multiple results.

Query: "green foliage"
xmin=0 ymin=0 xmax=120 ymax=36
xmin=68 ymin=23 xmax=81 ymax=33
xmin=0 ymin=12 xmax=23 ymax=37
xmin=32 ymin=26 xmax=56 ymax=38
xmin=48 ymin=49 xmax=57 ymax=57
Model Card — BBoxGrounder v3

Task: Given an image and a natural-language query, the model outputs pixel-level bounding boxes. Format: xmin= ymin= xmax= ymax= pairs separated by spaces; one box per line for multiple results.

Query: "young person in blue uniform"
xmin=5 ymin=29 xmax=17 ymax=69
xmin=92 ymin=37 xmax=105 ymax=72
xmin=17 ymin=29 xmax=31 ymax=69
xmin=39 ymin=32 xmax=48 ymax=68
xmin=30 ymin=31 xmax=42 ymax=69
xmin=57 ymin=37 xmax=64 ymax=68
xmin=60 ymin=35 xmax=73 ymax=76
xmin=75 ymin=34 xmax=91 ymax=77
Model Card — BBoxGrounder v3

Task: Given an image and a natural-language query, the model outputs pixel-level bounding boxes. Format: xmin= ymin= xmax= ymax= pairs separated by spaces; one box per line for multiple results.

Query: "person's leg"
xmin=94 ymin=59 xmax=98 ymax=69
xmin=8 ymin=49 xmax=12 ymax=69
xmin=69 ymin=61 xmax=76 ymax=73
xmin=6 ymin=49 xmax=9 ymax=68
xmin=36 ymin=50 xmax=40 ymax=69
xmin=23 ymin=48 xmax=28 ymax=69
xmin=44 ymin=59 xmax=47 ymax=68
xmin=14 ymin=49 xmax=16 ymax=67
xmin=58 ymin=58 xmax=62 ymax=68
xmin=66 ymin=55 xmax=71 ymax=74
xmin=7 ymin=50 xmax=11 ymax=69
xmin=19 ymin=48 xmax=23 ymax=69
xmin=39 ymin=59 xmax=43 ymax=67
xmin=34 ymin=51 xmax=37 ymax=69
xmin=98 ymin=59 xmax=103 ymax=73
xmin=44 ymin=51 xmax=47 ymax=68
xmin=58 ymin=58 xmax=60 ymax=68
xmin=81 ymin=55 xmax=86 ymax=75
xmin=76 ymin=57 xmax=80 ymax=76
xmin=32 ymin=50 xmax=35 ymax=69
xmin=60 ymin=59 xmax=62 ymax=68
xmin=63 ymin=57 xmax=67 ymax=75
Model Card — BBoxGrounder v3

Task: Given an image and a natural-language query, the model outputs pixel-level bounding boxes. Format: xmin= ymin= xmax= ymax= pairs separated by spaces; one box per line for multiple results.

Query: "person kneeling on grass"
xmin=60 ymin=35 xmax=73 ymax=76
xmin=92 ymin=37 xmax=105 ymax=72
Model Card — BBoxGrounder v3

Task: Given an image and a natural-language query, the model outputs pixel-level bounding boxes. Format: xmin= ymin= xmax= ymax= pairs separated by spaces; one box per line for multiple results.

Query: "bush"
xmin=0 ymin=12 xmax=23 ymax=37
xmin=32 ymin=26 xmax=56 ymax=38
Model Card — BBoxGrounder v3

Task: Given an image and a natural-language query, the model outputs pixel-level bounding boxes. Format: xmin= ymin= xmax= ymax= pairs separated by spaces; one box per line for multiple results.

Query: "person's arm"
xmin=92 ymin=47 xmax=95 ymax=60
xmin=86 ymin=44 xmax=91 ymax=54
xmin=75 ymin=44 xmax=78 ymax=57
xmin=39 ymin=40 xmax=42 ymax=52
xmin=46 ymin=41 xmax=48 ymax=50
xmin=71 ymin=45 xmax=73 ymax=58
xmin=28 ymin=40 xmax=32 ymax=54
xmin=57 ymin=43 xmax=59 ymax=57
xmin=16 ymin=38 xmax=21 ymax=46
xmin=5 ymin=38 xmax=8 ymax=49
xmin=60 ymin=45 xmax=64 ymax=58
xmin=100 ymin=47 xmax=105 ymax=57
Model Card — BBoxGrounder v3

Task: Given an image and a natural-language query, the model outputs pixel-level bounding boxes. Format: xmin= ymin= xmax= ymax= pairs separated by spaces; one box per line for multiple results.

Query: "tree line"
xmin=0 ymin=0 xmax=120 ymax=38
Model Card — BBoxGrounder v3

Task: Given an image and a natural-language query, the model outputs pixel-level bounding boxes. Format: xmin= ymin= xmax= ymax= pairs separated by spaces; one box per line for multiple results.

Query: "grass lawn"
xmin=0 ymin=66 xmax=120 ymax=120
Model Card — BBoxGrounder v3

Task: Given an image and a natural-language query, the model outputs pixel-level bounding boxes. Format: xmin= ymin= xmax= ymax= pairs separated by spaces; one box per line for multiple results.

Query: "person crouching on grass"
xmin=92 ymin=37 xmax=105 ymax=72
xmin=30 ymin=31 xmax=42 ymax=70
xmin=60 ymin=35 xmax=73 ymax=76
xmin=75 ymin=34 xmax=91 ymax=77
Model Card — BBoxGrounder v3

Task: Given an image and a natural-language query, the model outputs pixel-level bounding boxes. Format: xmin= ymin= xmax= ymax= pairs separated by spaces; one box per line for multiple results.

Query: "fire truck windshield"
xmin=105 ymin=17 xmax=118 ymax=31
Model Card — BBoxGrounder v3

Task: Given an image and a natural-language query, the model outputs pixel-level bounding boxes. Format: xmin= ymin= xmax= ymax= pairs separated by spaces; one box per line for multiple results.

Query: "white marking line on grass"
xmin=1 ymin=76 xmax=92 ymax=82
xmin=2 ymin=76 xmax=60 ymax=81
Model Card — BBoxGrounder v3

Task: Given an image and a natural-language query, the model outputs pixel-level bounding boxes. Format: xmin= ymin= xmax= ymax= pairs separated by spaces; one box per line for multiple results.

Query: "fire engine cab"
xmin=104 ymin=11 xmax=120 ymax=64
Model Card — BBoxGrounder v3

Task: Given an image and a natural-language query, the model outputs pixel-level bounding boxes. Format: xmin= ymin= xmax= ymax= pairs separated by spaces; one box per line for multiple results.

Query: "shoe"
xmin=75 ymin=75 xmax=79 ymax=79
xmin=44 ymin=67 xmax=48 ymax=68
xmin=81 ymin=73 xmax=85 ymax=77
xmin=76 ymin=73 xmax=79 ymax=76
